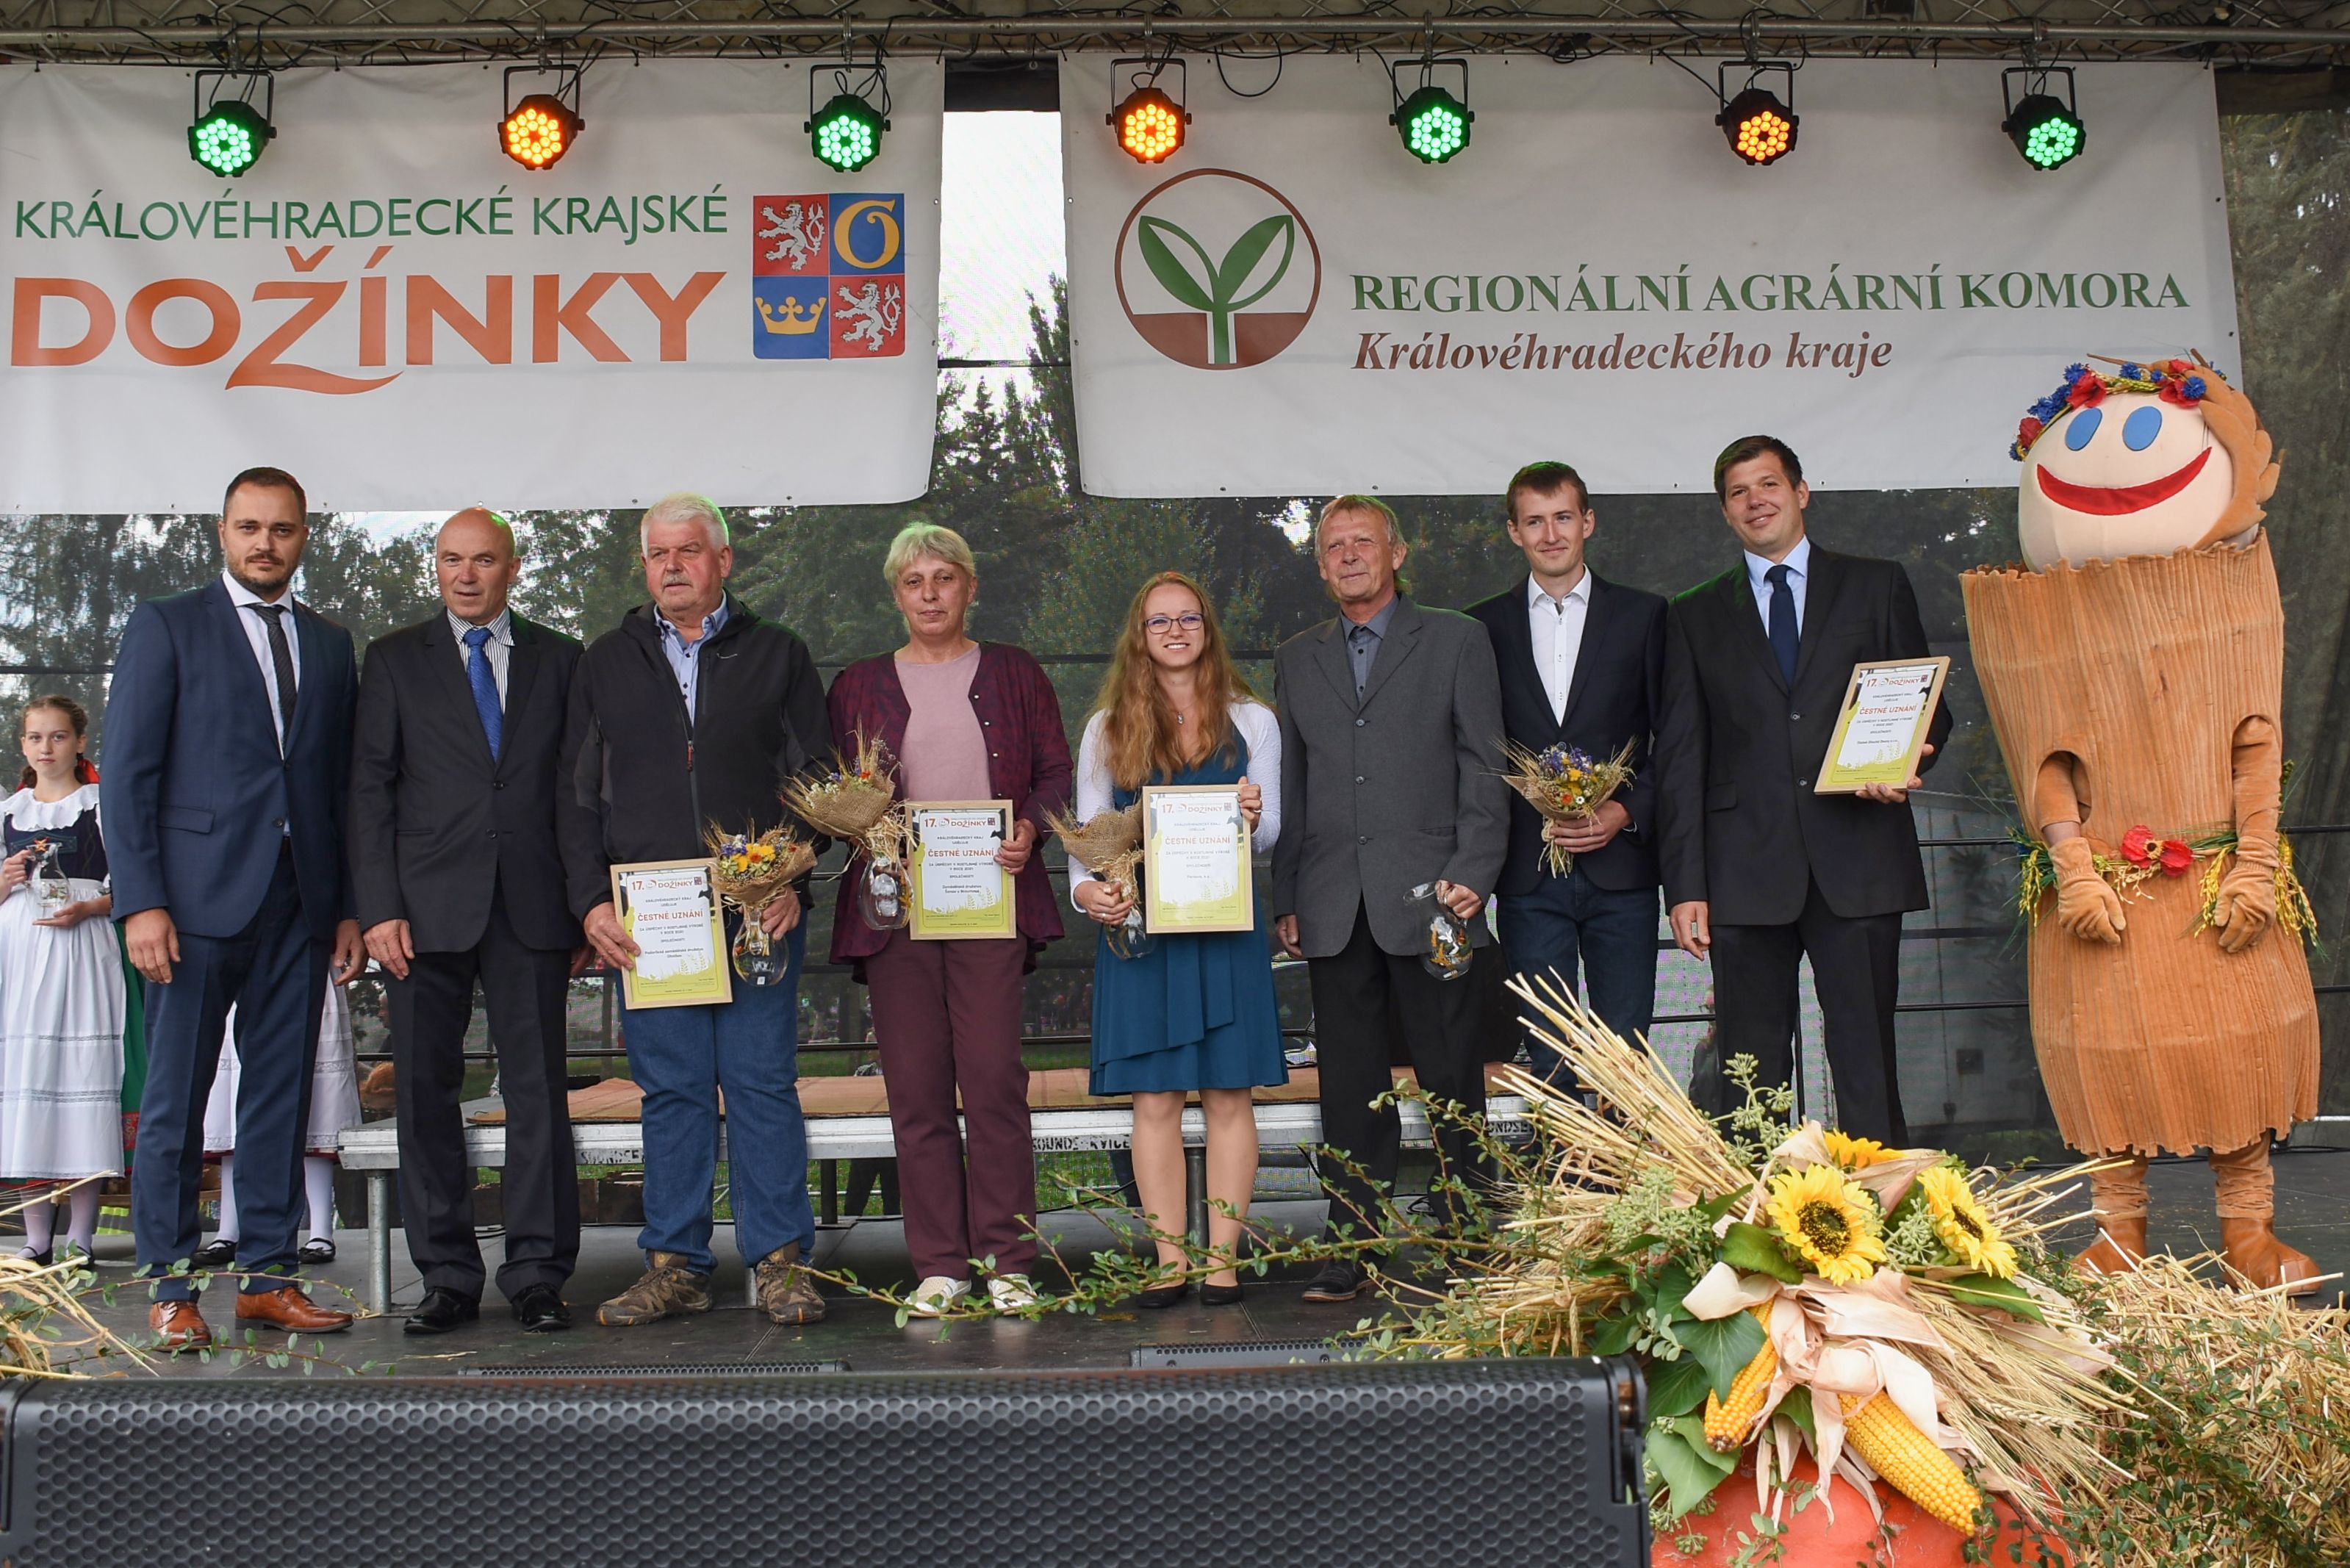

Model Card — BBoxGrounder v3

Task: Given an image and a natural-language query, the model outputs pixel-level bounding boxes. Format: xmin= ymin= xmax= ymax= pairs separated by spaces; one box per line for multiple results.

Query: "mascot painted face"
xmin=2011 ymin=358 xmax=2279 ymax=570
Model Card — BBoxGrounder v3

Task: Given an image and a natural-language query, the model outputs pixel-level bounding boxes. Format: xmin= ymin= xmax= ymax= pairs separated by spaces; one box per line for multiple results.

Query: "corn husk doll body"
xmin=1961 ymin=359 xmax=2319 ymax=1291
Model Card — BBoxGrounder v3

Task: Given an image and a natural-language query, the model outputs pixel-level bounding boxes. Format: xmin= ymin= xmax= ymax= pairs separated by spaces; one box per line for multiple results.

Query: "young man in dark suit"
xmin=1467 ymin=463 xmax=1667 ymax=1084
xmin=348 ymin=508 xmax=597 ymax=1336
xmin=1654 ymin=436 xmax=1951 ymax=1143
xmin=104 ymin=467 xmax=364 ymax=1349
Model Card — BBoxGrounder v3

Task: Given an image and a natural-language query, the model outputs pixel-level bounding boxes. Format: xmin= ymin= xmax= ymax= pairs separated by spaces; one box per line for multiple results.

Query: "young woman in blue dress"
xmin=1069 ymin=572 xmax=1286 ymax=1308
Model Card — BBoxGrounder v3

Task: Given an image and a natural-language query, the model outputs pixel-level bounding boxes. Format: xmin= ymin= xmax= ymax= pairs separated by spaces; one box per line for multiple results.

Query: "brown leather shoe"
xmin=149 ymin=1301 xmax=212 ymax=1351
xmin=2219 ymin=1217 xmax=2322 ymax=1295
xmin=234 ymin=1283 xmax=355 ymax=1333
xmin=2075 ymin=1214 xmax=2147 ymax=1277
xmin=754 ymin=1243 xmax=827 ymax=1326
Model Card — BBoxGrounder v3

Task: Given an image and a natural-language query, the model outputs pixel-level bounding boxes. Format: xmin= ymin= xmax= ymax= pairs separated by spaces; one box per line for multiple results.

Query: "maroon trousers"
xmin=864 ymin=932 xmax=1037 ymax=1279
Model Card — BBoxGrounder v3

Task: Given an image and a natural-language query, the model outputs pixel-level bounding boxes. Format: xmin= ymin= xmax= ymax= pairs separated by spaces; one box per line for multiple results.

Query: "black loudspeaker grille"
xmin=1127 ymin=1337 xmax=1362 ymax=1367
xmin=0 ymin=1362 xmax=1647 ymax=1568
xmin=453 ymin=1360 xmax=848 ymax=1377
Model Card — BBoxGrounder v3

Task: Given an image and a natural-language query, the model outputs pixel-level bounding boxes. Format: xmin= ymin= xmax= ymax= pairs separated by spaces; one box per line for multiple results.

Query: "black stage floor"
xmin=57 ymin=1148 xmax=2349 ymax=1377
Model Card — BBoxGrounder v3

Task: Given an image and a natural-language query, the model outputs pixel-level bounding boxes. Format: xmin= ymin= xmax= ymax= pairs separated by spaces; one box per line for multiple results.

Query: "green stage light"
xmin=2005 ymin=93 xmax=2085 ymax=171
xmin=1393 ymin=84 xmax=1473 ymax=165
xmin=809 ymin=91 xmax=887 ymax=173
xmin=187 ymin=76 xmax=275 ymax=178
xmin=1717 ymin=86 xmax=1797 ymax=166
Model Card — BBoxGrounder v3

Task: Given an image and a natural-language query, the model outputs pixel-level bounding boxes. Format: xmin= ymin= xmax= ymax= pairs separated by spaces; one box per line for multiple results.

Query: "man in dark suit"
xmin=104 ymin=466 xmax=364 ymax=1348
xmin=348 ymin=508 xmax=596 ymax=1336
xmin=1467 ymin=462 xmax=1667 ymax=1084
xmin=1655 ymin=436 xmax=1951 ymax=1143
xmin=1273 ymin=496 xmax=1510 ymax=1303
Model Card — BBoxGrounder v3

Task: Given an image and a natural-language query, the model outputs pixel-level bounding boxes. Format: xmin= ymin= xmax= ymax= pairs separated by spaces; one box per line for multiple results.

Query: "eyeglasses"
xmin=1143 ymin=613 xmax=1204 ymax=636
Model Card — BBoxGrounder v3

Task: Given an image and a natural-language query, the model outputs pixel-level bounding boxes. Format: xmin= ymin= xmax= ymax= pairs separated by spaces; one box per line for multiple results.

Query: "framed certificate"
xmin=1815 ymin=657 xmax=1951 ymax=795
xmin=609 ymin=858 xmax=732 ymax=1010
xmin=909 ymin=801 xmax=1018 ymax=941
xmin=1141 ymin=784 xmax=1254 ymax=935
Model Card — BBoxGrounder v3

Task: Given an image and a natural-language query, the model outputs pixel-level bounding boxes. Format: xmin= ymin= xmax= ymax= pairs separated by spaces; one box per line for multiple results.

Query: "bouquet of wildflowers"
xmin=1500 ymin=738 xmax=1636 ymax=876
xmin=705 ymin=824 xmax=816 ymax=913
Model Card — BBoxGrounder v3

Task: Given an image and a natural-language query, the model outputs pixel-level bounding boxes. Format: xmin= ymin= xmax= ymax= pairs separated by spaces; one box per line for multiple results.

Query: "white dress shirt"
xmin=448 ymin=606 xmax=514 ymax=706
xmin=1743 ymin=533 xmax=1813 ymax=637
xmin=1526 ymin=571 xmax=1592 ymax=726
xmin=1066 ymin=700 xmax=1284 ymax=905
xmin=221 ymin=570 xmax=303 ymax=752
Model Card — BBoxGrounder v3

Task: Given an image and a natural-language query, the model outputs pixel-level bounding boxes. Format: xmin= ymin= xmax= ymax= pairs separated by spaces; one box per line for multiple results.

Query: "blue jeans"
xmin=1495 ymin=870 xmax=1659 ymax=1089
xmin=617 ymin=922 xmax=811 ymax=1274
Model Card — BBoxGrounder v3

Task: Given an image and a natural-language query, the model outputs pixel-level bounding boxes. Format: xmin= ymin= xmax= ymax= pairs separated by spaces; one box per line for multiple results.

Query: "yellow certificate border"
xmin=1140 ymin=783 xmax=1255 ymax=935
xmin=1814 ymin=656 xmax=1951 ymax=796
xmin=609 ymin=857 xmax=733 ymax=1010
xmin=908 ymin=800 xmax=1018 ymax=941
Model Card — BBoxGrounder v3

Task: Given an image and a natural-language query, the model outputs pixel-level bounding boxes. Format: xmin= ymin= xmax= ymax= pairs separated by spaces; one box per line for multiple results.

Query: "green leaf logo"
xmin=1135 ymin=212 xmax=1298 ymax=367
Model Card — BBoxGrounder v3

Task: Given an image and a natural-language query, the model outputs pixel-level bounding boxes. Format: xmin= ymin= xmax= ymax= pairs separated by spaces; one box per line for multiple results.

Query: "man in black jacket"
xmin=563 ymin=494 xmax=833 ymax=1328
xmin=349 ymin=508 xmax=594 ymax=1336
xmin=1655 ymin=436 xmax=1951 ymax=1142
xmin=1467 ymin=463 xmax=1667 ymax=1085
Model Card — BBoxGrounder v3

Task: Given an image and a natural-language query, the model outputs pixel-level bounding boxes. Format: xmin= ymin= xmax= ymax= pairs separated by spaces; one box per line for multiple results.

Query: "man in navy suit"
xmin=1467 ymin=463 xmax=1667 ymax=1085
xmin=104 ymin=467 xmax=364 ymax=1348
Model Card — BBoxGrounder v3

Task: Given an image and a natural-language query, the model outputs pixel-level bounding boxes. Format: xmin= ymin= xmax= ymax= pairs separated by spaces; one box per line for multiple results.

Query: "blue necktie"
xmin=464 ymin=625 xmax=503 ymax=760
xmin=1765 ymin=564 xmax=1799 ymax=688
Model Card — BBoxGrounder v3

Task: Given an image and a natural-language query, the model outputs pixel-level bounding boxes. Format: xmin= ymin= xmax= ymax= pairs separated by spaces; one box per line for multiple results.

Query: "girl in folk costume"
xmin=1070 ymin=572 xmax=1287 ymax=1306
xmin=1963 ymin=357 xmax=2320 ymax=1291
xmin=0 ymin=696 xmax=125 ymax=1264
xmin=195 ymin=983 xmax=362 ymax=1267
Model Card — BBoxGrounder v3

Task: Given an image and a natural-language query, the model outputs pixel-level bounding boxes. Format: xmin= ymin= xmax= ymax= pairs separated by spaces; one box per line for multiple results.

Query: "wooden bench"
xmin=335 ymin=1066 xmax=1532 ymax=1312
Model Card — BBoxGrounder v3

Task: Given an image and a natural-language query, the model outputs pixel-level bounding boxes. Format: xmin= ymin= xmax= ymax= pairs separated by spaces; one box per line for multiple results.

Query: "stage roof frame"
xmin=2 ymin=1 xmax=2349 ymax=72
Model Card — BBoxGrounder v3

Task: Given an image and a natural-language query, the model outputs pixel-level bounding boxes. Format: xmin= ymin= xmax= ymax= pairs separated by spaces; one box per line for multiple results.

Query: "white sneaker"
xmin=905 ymin=1276 xmax=971 ymax=1318
xmin=986 ymin=1275 xmax=1038 ymax=1314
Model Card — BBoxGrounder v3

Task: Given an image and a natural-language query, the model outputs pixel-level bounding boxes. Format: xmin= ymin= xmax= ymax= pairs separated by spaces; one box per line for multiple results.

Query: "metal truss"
xmin=1 ymin=0 xmax=2347 ymax=69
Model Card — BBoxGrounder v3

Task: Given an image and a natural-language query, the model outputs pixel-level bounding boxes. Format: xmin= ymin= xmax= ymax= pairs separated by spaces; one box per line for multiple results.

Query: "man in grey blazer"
xmin=1273 ymin=495 xmax=1510 ymax=1301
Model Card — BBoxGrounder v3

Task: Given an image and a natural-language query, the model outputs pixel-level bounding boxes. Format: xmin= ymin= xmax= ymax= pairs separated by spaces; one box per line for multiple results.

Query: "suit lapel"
xmin=1792 ymin=547 xmax=1847 ymax=688
xmin=1311 ymin=619 xmax=1359 ymax=713
xmin=1708 ymin=564 xmax=1787 ymax=696
xmin=1558 ymin=572 xmax=1612 ymax=730
xmin=500 ymin=615 xmax=545 ymax=772
xmin=423 ymin=616 xmax=497 ymax=772
xmin=1359 ymin=598 xmax=1425 ymax=712
xmin=1491 ymin=584 xmax=1546 ymax=734
xmin=205 ymin=580 xmax=281 ymax=741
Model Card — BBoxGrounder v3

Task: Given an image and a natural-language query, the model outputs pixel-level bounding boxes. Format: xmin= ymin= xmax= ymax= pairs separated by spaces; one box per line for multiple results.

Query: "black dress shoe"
xmin=510 ymin=1284 xmax=572 ymax=1333
xmin=1132 ymin=1276 xmax=1190 ymax=1311
xmin=192 ymin=1237 xmax=237 ymax=1267
xmin=1199 ymin=1279 xmax=1246 ymax=1307
xmin=402 ymin=1287 xmax=480 ymax=1336
xmin=1300 ymin=1259 xmax=1371 ymax=1303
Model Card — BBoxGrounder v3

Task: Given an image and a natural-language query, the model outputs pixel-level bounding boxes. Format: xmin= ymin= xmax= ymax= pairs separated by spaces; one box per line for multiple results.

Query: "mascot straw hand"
xmin=1966 ymin=355 xmax=2319 ymax=1295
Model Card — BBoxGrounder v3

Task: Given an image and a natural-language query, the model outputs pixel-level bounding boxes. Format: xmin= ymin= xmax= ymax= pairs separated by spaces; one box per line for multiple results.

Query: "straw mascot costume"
xmin=1962 ymin=356 xmax=2320 ymax=1292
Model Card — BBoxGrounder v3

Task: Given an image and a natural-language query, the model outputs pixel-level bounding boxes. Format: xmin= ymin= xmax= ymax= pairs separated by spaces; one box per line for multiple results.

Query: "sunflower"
xmin=1765 ymin=1165 xmax=1889 ymax=1284
xmin=1916 ymin=1165 xmax=2019 ymax=1279
xmin=1822 ymin=1130 xmax=1893 ymax=1170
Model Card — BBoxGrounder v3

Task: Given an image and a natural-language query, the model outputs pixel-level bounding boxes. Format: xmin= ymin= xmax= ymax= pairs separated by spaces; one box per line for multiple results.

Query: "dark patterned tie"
xmin=1765 ymin=564 xmax=1799 ymax=688
xmin=250 ymin=603 xmax=298 ymax=744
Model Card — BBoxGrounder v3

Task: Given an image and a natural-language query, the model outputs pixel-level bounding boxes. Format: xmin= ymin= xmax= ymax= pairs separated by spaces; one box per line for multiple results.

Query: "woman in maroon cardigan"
xmin=827 ymin=523 xmax=1072 ymax=1316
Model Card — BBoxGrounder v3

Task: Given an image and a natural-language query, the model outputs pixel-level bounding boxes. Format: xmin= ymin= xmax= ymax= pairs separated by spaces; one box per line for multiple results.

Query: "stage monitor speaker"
xmin=0 ymin=1360 xmax=1646 ymax=1567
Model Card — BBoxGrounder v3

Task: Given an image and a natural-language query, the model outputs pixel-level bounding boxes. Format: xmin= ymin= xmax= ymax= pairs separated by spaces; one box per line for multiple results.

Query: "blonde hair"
xmin=883 ymin=522 xmax=976 ymax=586
xmin=1090 ymin=572 xmax=1257 ymax=792
xmin=1318 ymin=495 xmax=1401 ymax=548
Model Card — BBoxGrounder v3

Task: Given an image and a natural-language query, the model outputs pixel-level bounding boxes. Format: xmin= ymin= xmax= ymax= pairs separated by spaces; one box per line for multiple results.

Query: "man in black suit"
xmin=1467 ymin=462 xmax=1667 ymax=1085
xmin=1655 ymin=436 xmax=1950 ymax=1143
xmin=348 ymin=508 xmax=597 ymax=1335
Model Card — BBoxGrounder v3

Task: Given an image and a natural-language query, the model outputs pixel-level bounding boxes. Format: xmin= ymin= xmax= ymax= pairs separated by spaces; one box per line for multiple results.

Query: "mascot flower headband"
xmin=2011 ymin=359 xmax=2210 ymax=461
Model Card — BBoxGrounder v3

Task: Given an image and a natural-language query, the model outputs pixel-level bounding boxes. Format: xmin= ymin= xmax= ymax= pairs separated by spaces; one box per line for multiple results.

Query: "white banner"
xmin=1063 ymin=56 xmax=2237 ymax=497
xmin=0 ymin=61 xmax=941 ymax=511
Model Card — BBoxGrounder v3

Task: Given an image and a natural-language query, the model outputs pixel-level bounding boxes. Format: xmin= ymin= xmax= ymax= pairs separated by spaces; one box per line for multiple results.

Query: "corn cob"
xmin=1839 ymin=1391 xmax=1983 ymax=1531
xmin=1701 ymin=1305 xmax=1779 ymax=1452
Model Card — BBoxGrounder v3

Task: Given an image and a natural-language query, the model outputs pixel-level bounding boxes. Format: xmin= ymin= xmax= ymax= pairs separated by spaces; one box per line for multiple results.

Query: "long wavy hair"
xmin=18 ymin=694 xmax=96 ymax=791
xmin=1091 ymin=572 xmax=1257 ymax=792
